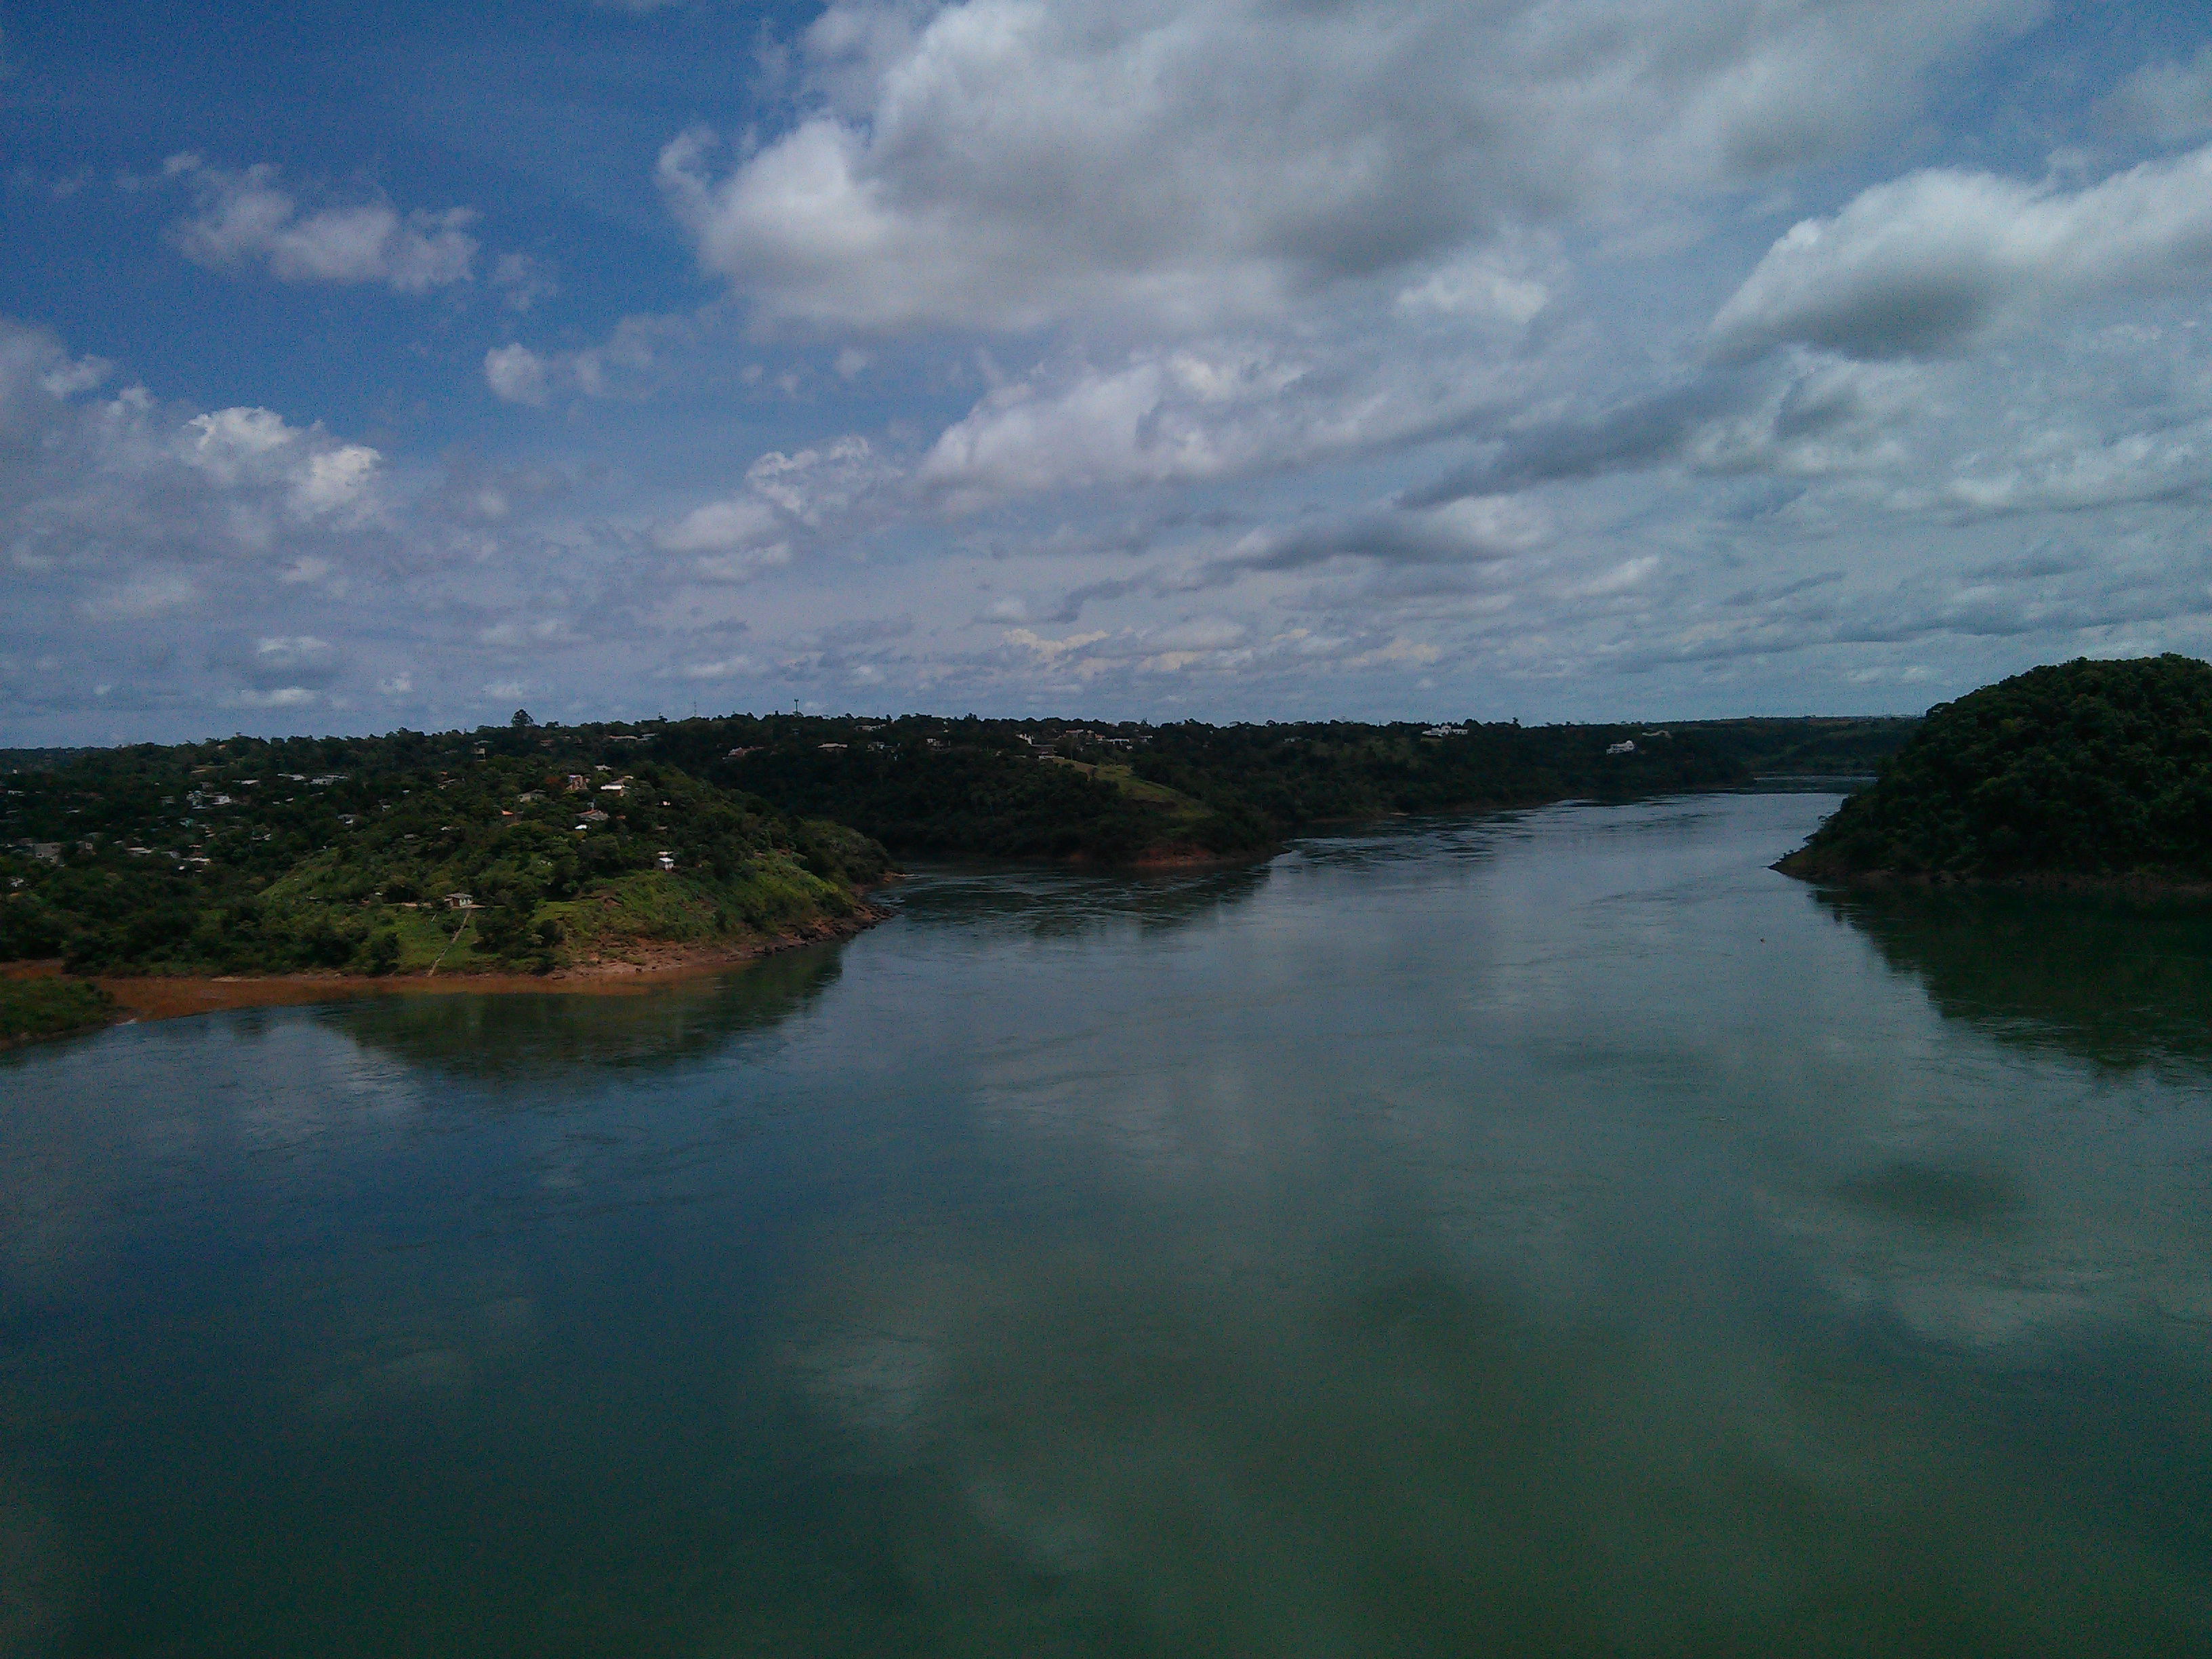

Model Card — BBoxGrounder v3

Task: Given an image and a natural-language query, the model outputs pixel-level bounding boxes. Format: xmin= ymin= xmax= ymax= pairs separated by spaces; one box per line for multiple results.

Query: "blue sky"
xmin=6 ymin=0 xmax=2212 ymax=743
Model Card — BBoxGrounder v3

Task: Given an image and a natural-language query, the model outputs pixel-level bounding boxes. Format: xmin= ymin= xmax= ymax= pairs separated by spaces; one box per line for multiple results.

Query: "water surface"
xmin=3 ymin=792 xmax=2209 ymax=1655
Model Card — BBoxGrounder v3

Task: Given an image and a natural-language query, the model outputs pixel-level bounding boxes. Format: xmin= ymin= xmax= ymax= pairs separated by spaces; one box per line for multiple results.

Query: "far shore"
xmin=2 ymin=904 xmax=888 ymax=1030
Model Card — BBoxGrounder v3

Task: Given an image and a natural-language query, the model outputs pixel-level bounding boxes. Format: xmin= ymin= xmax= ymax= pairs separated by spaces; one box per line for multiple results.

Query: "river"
xmin=3 ymin=789 xmax=2208 ymax=1655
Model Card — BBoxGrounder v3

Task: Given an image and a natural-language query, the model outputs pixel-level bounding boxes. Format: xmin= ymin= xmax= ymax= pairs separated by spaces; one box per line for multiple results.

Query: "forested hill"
xmin=1778 ymin=655 xmax=2212 ymax=885
xmin=656 ymin=714 xmax=1753 ymax=860
xmin=0 ymin=726 xmax=887 ymax=977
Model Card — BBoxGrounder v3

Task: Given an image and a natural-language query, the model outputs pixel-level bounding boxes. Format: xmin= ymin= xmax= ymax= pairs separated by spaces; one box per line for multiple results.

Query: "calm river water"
xmin=3 ymin=790 xmax=2210 ymax=1656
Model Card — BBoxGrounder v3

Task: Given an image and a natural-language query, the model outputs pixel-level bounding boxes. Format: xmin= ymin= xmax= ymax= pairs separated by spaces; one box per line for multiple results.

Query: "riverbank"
xmin=0 ymin=970 xmax=117 ymax=1049
xmin=1 ymin=902 xmax=889 ymax=1033
xmin=1774 ymin=852 xmax=2212 ymax=901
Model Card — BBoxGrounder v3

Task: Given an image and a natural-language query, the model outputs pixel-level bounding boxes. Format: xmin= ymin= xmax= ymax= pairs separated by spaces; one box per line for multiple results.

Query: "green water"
xmin=3 ymin=791 xmax=2209 ymax=1656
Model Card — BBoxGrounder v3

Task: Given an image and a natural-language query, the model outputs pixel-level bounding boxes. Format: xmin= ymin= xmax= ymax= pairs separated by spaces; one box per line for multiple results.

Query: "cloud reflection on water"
xmin=756 ymin=795 xmax=2212 ymax=1651
xmin=2 ymin=792 xmax=2210 ymax=1653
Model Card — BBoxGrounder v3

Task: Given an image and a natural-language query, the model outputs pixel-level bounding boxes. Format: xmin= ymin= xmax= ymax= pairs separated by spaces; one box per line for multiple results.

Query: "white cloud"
xmin=678 ymin=656 xmax=758 ymax=680
xmin=1393 ymin=244 xmax=1553 ymax=323
xmin=0 ymin=323 xmax=110 ymax=441
xmin=183 ymin=407 xmax=383 ymax=523
xmin=482 ymin=314 xmax=702 ymax=405
xmin=165 ymin=157 xmax=478 ymax=293
xmin=1925 ymin=423 xmax=2212 ymax=518
xmin=655 ymin=496 xmax=779 ymax=554
xmin=660 ymin=0 xmax=2039 ymax=334
xmin=1149 ymin=617 xmax=1247 ymax=651
xmin=1006 ymin=626 xmax=1109 ymax=661
xmin=490 ymin=252 xmax=558 ymax=310
xmin=916 ymin=340 xmax=1512 ymax=507
xmin=485 ymin=344 xmax=550 ymax=406
xmin=1709 ymin=142 xmax=2212 ymax=360
xmin=2103 ymin=44 xmax=2212 ymax=141
xmin=742 ymin=435 xmax=886 ymax=522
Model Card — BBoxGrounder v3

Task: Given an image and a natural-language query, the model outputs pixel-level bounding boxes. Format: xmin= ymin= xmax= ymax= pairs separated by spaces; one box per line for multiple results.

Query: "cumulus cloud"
xmin=647 ymin=436 xmax=888 ymax=585
xmin=661 ymin=0 xmax=2039 ymax=333
xmin=165 ymin=157 xmax=478 ymax=293
xmin=183 ymin=407 xmax=383 ymax=524
xmin=483 ymin=313 xmax=703 ymax=405
xmin=1708 ymin=143 xmax=2212 ymax=360
xmin=0 ymin=317 xmax=413 ymax=723
xmin=742 ymin=435 xmax=886 ymax=523
xmin=917 ymin=338 xmax=1523 ymax=508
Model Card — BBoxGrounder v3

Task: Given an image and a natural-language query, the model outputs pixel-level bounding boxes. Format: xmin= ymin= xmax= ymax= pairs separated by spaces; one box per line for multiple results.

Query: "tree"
xmin=512 ymin=709 xmax=534 ymax=728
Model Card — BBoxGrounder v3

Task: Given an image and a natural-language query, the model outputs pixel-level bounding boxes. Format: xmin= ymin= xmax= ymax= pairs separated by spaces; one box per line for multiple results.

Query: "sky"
xmin=5 ymin=1 xmax=2212 ymax=743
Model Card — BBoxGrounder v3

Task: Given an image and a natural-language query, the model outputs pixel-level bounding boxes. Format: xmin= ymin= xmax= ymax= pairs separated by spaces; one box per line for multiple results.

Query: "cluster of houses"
xmin=1019 ymin=729 xmax=1136 ymax=752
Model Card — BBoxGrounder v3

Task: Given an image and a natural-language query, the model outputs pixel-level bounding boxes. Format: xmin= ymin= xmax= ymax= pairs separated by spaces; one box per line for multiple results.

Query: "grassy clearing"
xmin=1046 ymin=757 xmax=1208 ymax=821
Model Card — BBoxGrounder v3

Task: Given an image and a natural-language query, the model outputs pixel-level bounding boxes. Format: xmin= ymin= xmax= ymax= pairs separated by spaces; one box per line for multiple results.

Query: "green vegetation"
xmin=1779 ymin=655 xmax=2212 ymax=884
xmin=1666 ymin=716 xmax=1918 ymax=777
xmin=1 ymin=702 xmax=1887 ymax=979
xmin=648 ymin=712 xmax=1753 ymax=860
xmin=0 ymin=975 xmax=115 ymax=1045
xmin=1 ymin=725 xmax=888 ymax=978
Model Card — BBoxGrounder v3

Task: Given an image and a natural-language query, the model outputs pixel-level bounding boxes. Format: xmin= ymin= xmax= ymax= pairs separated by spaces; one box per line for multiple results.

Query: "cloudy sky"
xmin=5 ymin=1 xmax=2212 ymax=742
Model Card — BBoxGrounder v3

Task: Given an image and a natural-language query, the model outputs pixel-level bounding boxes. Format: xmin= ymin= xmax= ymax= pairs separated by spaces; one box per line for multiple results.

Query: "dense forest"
xmin=3 ymin=705 xmax=1917 ymax=981
xmin=1778 ymin=655 xmax=2212 ymax=884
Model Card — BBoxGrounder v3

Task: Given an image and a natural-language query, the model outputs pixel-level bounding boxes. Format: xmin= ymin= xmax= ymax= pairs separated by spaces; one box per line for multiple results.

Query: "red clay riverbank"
xmin=2 ymin=905 xmax=888 ymax=1029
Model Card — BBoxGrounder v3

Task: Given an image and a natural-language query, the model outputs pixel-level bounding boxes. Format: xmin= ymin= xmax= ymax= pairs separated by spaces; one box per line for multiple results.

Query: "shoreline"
xmin=1773 ymin=856 xmax=2212 ymax=902
xmin=3 ymin=903 xmax=889 ymax=1031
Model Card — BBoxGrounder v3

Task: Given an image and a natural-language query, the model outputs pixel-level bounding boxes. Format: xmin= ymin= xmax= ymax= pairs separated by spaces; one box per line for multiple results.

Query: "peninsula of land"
xmin=1777 ymin=655 xmax=2212 ymax=893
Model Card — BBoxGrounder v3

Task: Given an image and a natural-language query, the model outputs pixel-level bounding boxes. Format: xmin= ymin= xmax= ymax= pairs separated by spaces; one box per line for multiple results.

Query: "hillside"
xmin=2 ymin=708 xmax=1856 ymax=982
xmin=1777 ymin=655 xmax=2212 ymax=886
xmin=0 ymin=727 xmax=888 ymax=979
xmin=655 ymin=713 xmax=1753 ymax=859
